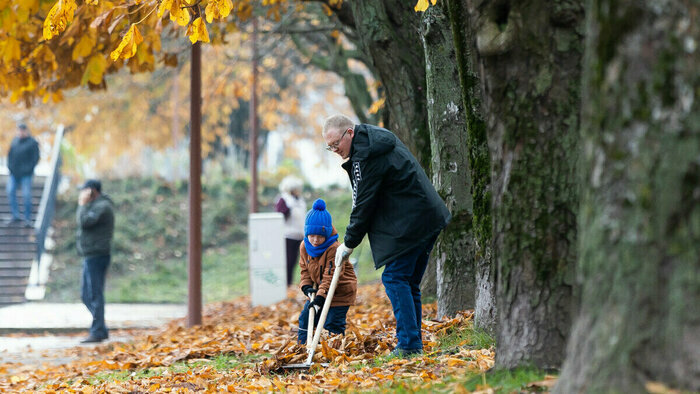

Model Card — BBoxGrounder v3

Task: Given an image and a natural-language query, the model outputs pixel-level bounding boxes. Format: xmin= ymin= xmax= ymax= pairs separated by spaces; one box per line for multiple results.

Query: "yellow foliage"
xmin=110 ymin=24 xmax=143 ymax=61
xmin=205 ymin=0 xmax=233 ymax=23
xmin=368 ymin=96 xmax=385 ymax=114
xmin=413 ymin=0 xmax=436 ymax=12
xmin=170 ymin=0 xmax=191 ymax=26
xmin=72 ymin=34 xmax=96 ymax=61
xmin=43 ymin=0 xmax=77 ymax=40
xmin=1 ymin=37 xmax=21 ymax=64
xmin=157 ymin=0 xmax=173 ymax=18
xmin=82 ymin=55 xmax=108 ymax=85
xmin=187 ymin=17 xmax=210 ymax=44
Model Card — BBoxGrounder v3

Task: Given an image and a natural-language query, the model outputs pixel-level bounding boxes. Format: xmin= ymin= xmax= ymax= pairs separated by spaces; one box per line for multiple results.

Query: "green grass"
xmin=459 ymin=367 xmax=550 ymax=392
xmin=360 ymin=367 xmax=550 ymax=394
xmin=435 ymin=324 xmax=495 ymax=352
xmin=84 ymin=353 xmax=268 ymax=385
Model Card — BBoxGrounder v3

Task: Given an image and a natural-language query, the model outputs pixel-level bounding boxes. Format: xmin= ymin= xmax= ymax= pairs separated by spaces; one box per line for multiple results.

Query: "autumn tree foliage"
xmin=0 ymin=1 xmax=354 ymax=173
xmin=0 ymin=0 xmax=332 ymax=104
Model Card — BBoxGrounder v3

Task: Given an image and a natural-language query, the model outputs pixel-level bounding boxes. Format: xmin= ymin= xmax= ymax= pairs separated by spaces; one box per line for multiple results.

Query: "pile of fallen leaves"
xmin=0 ymin=284 xmax=496 ymax=392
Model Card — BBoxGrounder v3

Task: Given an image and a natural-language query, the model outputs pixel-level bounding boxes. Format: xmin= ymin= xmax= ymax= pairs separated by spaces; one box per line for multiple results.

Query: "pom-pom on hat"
xmin=305 ymin=199 xmax=332 ymax=238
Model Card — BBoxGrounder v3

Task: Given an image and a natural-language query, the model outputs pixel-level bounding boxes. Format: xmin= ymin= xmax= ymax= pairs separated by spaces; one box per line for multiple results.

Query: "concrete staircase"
xmin=0 ymin=175 xmax=45 ymax=306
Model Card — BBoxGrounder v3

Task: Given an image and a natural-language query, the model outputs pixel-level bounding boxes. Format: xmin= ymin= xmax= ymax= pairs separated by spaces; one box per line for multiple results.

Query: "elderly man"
xmin=323 ymin=114 xmax=451 ymax=357
xmin=5 ymin=123 xmax=40 ymax=227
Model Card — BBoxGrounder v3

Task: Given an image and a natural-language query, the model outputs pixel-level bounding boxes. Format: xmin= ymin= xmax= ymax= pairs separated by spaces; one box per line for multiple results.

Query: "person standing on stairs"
xmin=76 ymin=179 xmax=115 ymax=343
xmin=5 ymin=122 xmax=40 ymax=227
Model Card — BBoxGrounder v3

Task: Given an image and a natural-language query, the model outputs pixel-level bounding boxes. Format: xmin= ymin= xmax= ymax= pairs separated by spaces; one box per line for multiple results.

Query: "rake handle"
xmin=306 ymin=293 xmax=315 ymax=348
xmin=305 ymin=260 xmax=344 ymax=365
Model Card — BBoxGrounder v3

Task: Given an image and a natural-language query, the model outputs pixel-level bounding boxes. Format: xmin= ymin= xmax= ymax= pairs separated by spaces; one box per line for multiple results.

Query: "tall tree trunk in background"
xmin=446 ymin=0 xmax=495 ymax=333
xmin=348 ymin=1 xmax=431 ymax=170
xmin=471 ymin=0 xmax=584 ymax=368
xmin=420 ymin=4 xmax=476 ymax=318
xmin=555 ymin=1 xmax=700 ymax=392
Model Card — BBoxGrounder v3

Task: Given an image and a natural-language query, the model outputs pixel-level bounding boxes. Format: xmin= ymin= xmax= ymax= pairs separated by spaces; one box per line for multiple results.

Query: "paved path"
xmin=0 ymin=303 xmax=186 ymax=365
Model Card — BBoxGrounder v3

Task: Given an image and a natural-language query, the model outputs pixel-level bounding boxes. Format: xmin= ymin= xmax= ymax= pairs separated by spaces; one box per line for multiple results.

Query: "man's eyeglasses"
xmin=325 ymin=128 xmax=350 ymax=151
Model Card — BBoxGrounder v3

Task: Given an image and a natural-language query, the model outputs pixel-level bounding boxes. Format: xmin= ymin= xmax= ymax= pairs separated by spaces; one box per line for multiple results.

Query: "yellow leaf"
xmin=368 ymin=96 xmax=385 ymax=114
xmin=157 ymin=0 xmax=173 ymax=18
xmin=72 ymin=34 xmax=96 ymax=61
xmin=2 ymin=37 xmax=21 ymax=64
xmin=43 ymin=0 xmax=77 ymax=40
xmin=110 ymin=24 xmax=143 ymax=61
xmin=205 ymin=0 xmax=233 ymax=23
xmin=186 ymin=17 xmax=210 ymax=44
xmin=414 ymin=0 xmax=429 ymax=12
xmin=81 ymin=54 xmax=107 ymax=85
xmin=170 ymin=0 xmax=190 ymax=26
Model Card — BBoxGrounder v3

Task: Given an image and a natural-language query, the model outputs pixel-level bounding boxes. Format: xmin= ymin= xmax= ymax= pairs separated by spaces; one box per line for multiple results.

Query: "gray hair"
xmin=322 ymin=114 xmax=354 ymax=137
xmin=279 ymin=176 xmax=303 ymax=193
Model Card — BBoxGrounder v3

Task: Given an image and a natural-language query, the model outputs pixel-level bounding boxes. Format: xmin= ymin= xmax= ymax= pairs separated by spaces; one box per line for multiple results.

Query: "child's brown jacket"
xmin=298 ymin=228 xmax=357 ymax=306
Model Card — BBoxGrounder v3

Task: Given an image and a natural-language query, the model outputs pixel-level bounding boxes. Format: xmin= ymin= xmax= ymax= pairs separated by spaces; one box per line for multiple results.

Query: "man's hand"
xmin=335 ymin=243 xmax=354 ymax=267
xmin=78 ymin=189 xmax=92 ymax=206
xmin=301 ymin=285 xmax=316 ymax=299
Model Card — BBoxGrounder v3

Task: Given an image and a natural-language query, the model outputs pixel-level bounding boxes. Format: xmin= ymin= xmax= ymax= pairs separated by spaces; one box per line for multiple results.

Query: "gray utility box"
xmin=248 ymin=212 xmax=287 ymax=306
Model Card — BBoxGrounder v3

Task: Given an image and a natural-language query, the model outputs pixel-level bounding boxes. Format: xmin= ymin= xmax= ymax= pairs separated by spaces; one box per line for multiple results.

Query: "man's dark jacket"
xmin=8 ymin=136 xmax=40 ymax=177
xmin=77 ymin=195 xmax=115 ymax=258
xmin=342 ymin=124 xmax=451 ymax=269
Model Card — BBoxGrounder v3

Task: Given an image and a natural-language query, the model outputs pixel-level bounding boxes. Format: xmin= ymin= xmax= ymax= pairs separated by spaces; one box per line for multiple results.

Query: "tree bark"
xmin=420 ymin=4 xmax=477 ymax=318
xmin=445 ymin=0 xmax=495 ymax=333
xmin=348 ymin=0 xmax=432 ymax=170
xmin=469 ymin=0 xmax=584 ymax=368
xmin=420 ymin=258 xmax=437 ymax=301
xmin=555 ymin=1 xmax=700 ymax=392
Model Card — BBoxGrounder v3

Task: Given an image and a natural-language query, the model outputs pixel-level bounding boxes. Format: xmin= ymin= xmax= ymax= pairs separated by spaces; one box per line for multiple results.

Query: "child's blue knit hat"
xmin=305 ymin=199 xmax=332 ymax=238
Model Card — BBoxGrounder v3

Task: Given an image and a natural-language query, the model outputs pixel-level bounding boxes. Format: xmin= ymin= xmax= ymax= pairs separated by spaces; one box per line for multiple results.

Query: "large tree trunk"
xmin=470 ymin=0 xmax=584 ymax=368
xmin=348 ymin=1 xmax=431 ymax=170
xmin=420 ymin=259 xmax=437 ymax=302
xmin=555 ymin=1 xmax=700 ymax=392
xmin=420 ymin=4 xmax=476 ymax=318
xmin=445 ymin=0 xmax=495 ymax=333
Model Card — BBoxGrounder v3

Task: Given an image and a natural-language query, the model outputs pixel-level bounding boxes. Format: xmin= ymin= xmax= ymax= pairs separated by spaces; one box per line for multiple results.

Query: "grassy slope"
xmin=45 ymin=177 xmax=380 ymax=304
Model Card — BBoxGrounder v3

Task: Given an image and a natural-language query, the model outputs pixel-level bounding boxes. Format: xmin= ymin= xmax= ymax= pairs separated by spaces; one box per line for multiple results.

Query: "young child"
xmin=298 ymin=198 xmax=357 ymax=344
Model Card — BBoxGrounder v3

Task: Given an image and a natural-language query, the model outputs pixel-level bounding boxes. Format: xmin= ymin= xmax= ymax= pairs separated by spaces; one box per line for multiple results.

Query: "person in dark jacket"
xmin=322 ymin=114 xmax=451 ymax=357
xmin=297 ymin=199 xmax=357 ymax=344
xmin=5 ymin=123 xmax=40 ymax=227
xmin=76 ymin=179 xmax=115 ymax=343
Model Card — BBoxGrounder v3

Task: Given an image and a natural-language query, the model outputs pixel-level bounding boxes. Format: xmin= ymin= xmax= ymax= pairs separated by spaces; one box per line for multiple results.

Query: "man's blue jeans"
xmin=298 ymin=301 xmax=349 ymax=344
xmin=81 ymin=255 xmax=110 ymax=339
xmin=381 ymin=235 xmax=438 ymax=351
xmin=6 ymin=175 xmax=33 ymax=221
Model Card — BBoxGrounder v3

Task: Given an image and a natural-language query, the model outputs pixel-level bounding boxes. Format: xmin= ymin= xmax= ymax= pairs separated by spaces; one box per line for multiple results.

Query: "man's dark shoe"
xmin=389 ymin=348 xmax=423 ymax=358
xmin=80 ymin=336 xmax=107 ymax=344
xmin=23 ymin=220 xmax=32 ymax=228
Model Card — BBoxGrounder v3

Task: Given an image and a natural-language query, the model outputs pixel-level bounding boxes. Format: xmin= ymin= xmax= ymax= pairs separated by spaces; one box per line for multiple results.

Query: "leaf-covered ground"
xmin=0 ymin=284 xmax=557 ymax=393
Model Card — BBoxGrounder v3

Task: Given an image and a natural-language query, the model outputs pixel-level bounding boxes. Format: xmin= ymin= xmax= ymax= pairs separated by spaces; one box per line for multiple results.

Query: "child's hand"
xmin=302 ymin=285 xmax=316 ymax=298
xmin=312 ymin=295 xmax=325 ymax=312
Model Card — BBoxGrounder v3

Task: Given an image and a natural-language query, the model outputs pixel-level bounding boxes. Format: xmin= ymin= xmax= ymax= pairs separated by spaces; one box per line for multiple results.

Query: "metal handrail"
xmin=33 ymin=125 xmax=64 ymax=268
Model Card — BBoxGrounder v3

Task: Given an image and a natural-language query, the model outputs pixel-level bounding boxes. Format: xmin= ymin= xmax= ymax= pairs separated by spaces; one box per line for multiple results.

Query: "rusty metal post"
xmin=187 ymin=41 xmax=203 ymax=327
xmin=249 ymin=16 xmax=259 ymax=214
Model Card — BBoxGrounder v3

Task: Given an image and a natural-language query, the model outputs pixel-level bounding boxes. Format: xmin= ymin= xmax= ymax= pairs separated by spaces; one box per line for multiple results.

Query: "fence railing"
xmin=34 ymin=125 xmax=65 ymax=267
